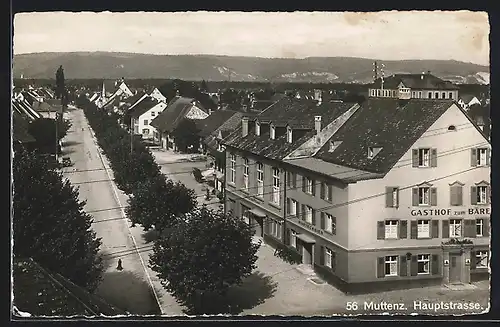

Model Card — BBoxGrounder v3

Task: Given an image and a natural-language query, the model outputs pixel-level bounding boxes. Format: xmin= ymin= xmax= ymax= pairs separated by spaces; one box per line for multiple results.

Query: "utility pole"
xmin=55 ymin=111 xmax=59 ymax=162
xmin=130 ymin=118 xmax=134 ymax=155
xmin=282 ymin=167 xmax=287 ymax=245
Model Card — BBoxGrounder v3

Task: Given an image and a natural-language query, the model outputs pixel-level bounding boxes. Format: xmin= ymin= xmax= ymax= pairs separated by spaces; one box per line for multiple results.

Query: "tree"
xmin=27 ymin=118 xmax=71 ymax=154
xmin=149 ymin=207 xmax=259 ymax=314
xmin=55 ymin=65 xmax=65 ymax=100
xmin=171 ymin=118 xmax=201 ymax=153
xmin=13 ymin=148 xmax=103 ymax=292
xmin=126 ymin=175 xmax=197 ymax=232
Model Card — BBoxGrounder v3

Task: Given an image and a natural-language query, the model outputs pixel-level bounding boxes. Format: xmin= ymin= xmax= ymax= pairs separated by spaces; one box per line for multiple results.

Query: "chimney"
xmin=427 ymin=70 xmax=431 ymax=75
xmin=242 ymin=117 xmax=249 ymax=137
xmin=208 ymin=108 xmax=213 ymax=115
xmin=314 ymin=116 xmax=322 ymax=134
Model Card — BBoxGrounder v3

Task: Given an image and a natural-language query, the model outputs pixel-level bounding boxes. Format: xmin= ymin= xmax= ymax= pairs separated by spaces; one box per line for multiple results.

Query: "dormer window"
xmin=255 ymin=121 xmax=261 ymax=136
xmin=329 ymin=140 xmax=343 ymax=152
xmin=448 ymin=125 xmax=456 ymax=131
xmin=270 ymin=125 xmax=276 ymax=140
xmin=287 ymin=127 xmax=293 ymax=143
xmin=368 ymin=146 xmax=383 ymax=159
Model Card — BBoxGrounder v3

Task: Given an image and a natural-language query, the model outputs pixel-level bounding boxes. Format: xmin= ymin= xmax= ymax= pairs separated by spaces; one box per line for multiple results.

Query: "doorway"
xmin=253 ymin=216 xmax=264 ymax=238
xmin=449 ymin=253 xmax=462 ymax=284
xmin=302 ymin=242 xmax=313 ymax=265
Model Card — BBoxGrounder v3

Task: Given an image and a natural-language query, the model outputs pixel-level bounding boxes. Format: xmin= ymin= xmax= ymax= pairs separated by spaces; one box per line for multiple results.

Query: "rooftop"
xmin=150 ymin=96 xmax=201 ymax=133
xmin=371 ymin=73 xmax=459 ymax=90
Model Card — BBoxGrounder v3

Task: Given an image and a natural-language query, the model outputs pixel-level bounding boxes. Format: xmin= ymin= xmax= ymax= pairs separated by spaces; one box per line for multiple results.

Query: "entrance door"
xmin=449 ymin=253 xmax=462 ymax=284
xmin=253 ymin=216 xmax=263 ymax=238
xmin=302 ymin=243 xmax=313 ymax=265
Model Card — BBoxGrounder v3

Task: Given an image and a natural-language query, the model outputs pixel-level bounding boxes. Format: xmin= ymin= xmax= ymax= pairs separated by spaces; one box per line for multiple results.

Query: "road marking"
xmin=83 ymin=114 xmax=164 ymax=315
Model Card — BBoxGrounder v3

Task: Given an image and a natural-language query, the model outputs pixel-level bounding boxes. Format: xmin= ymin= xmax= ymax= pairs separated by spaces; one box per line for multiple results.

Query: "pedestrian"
xmin=117 ymin=258 xmax=123 ymax=271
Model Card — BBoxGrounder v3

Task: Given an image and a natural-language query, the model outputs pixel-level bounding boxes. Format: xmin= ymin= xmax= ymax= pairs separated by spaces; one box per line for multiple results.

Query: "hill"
xmin=13 ymin=52 xmax=490 ymax=84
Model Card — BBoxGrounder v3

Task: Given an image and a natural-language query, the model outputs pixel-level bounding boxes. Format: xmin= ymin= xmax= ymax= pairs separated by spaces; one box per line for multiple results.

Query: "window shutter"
xmin=328 ymin=185 xmax=333 ymax=201
xmin=400 ymin=220 xmax=408 ymax=239
xmin=311 ymin=209 xmax=316 ymax=226
xmin=292 ymin=173 xmax=297 ymax=188
xmin=332 ymin=252 xmax=336 ymax=272
xmin=431 ymin=254 xmax=439 ymax=275
xmin=471 ymin=251 xmax=477 ymax=270
xmin=377 ymin=257 xmax=385 ymax=278
xmin=431 ymin=148 xmax=437 ymax=167
xmin=286 ymin=198 xmax=290 ymax=214
xmin=410 ymin=220 xmax=418 ymax=239
xmin=484 ymin=219 xmax=489 ymax=237
xmin=301 ymin=204 xmax=305 ymax=220
xmin=320 ymin=183 xmax=325 ymax=199
xmin=301 ymin=176 xmax=306 ymax=192
xmin=312 ymin=180 xmax=316 ymax=196
xmin=486 ymin=148 xmax=491 ymax=166
xmin=442 ymin=220 xmax=450 ymax=238
xmin=431 ymin=220 xmax=439 ymax=238
xmin=470 ymin=219 xmax=478 ymax=238
xmin=412 ymin=149 xmax=419 ymax=167
xmin=319 ymin=246 xmax=325 ymax=265
xmin=457 ymin=185 xmax=463 ymax=206
xmin=487 ymin=186 xmax=491 ymax=204
xmin=377 ymin=221 xmax=385 ymax=240
xmin=410 ymin=255 xmax=418 ymax=276
xmin=471 ymin=148 xmax=477 ymax=167
xmin=385 ymin=187 xmax=393 ymax=208
xmin=399 ymin=255 xmax=408 ymax=277
xmin=430 ymin=188 xmax=437 ymax=206
xmin=471 ymin=186 xmax=477 ymax=205
xmin=412 ymin=188 xmax=419 ymax=206
xmin=332 ymin=216 xmax=336 ymax=234
xmin=463 ymin=219 xmax=471 ymax=237
xmin=450 ymin=186 xmax=457 ymax=206
xmin=320 ymin=212 xmax=325 ymax=229
xmin=285 ymin=228 xmax=290 ymax=245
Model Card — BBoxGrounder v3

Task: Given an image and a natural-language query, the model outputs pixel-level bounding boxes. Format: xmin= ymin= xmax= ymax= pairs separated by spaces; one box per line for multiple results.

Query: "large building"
xmin=222 ymin=87 xmax=490 ymax=293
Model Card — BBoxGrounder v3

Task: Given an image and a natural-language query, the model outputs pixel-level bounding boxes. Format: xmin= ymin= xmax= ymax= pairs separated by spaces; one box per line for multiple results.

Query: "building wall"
xmin=136 ymin=103 xmax=167 ymax=139
xmin=368 ymin=88 xmax=459 ymax=101
xmin=347 ymin=104 xmax=491 ymax=251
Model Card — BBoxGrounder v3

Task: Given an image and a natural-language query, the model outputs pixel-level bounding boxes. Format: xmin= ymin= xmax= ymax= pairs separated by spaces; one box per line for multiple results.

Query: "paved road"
xmin=61 ymin=108 xmax=161 ymax=315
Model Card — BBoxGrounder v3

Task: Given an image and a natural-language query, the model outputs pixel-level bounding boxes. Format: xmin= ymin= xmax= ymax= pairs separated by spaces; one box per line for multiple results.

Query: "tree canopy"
xmin=149 ymin=207 xmax=259 ymax=314
xmin=171 ymin=118 xmax=201 ymax=153
xmin=13 ymin=147 xmax=103 ymax=292
xmin=55 ymin=65 xmax=65 ymax=100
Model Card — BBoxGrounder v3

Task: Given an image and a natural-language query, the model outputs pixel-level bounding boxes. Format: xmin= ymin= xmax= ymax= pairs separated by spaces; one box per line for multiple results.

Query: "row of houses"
xmin=219 ymin=73 xmax=491 ymax=293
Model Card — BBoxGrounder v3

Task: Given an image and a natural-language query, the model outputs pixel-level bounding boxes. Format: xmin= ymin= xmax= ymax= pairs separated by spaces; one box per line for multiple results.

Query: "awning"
xmin=297 ymin=233 xmax=316 ymax=244
xmin=249 ymin=208 xmax=267 ymax=218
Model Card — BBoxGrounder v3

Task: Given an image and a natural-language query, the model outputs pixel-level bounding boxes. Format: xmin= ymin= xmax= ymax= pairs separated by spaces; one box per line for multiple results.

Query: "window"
xmin=476 ymin=219 xmax=484 ymax=237
xmin=385 ymin=255 xmax=398 ymax=276
xmin=144 ymin=119 xmax=149 ymax=125
xmin=418 ymin=148 xmax=431 ymax=167
xmin=272 ymin=167 xmax=280 ymax=205
xmin=477 ymin=186 xmax=488 ymax=204
xmin=134 ymin=126 xmax=139 ymax=133
xmin=306 ymin=178 xmax=314 ymax=194
xmin=417 ymin=254 xmax=430 ymax=275
xmin=242 ymin=206 xmax=250 ymax=224
xmin=449 ymin=92 xmax=453 ymax=99
xmin=151 ymin=111 xmax=156 ymax=117
xmin=270 ymin=125 xmax=275 ymax=139
xmin=229 ymin=154 xmax=236 ymax=184
xmin=305 ymin=206 xmax=313 ymax=224
xmin=255 ymin=122 xmax=261 ymax=136
xmin=418 ymin=91 xmax=422 ymax=98
xmin=386 ymin=187 xmax=399 ymax=207
xmin=449 ymin=219 xmax=462 ymax=237
xmin=475 ymin=251 xmax=488 ymax=268
xmin=419 ymin=187 xmax=430 ymax=205
xmin=256 ymin=162 xmax=264 ymax=197
xmin=368 ymin=146 xmax=382 ymax=159
xmin=442 ymin=92 xmax=446 ymax=99
xmin=428 ymin=92 xmax=433 ymax=99
xmin=477 ymin=148 xmax=489 ymax=166
xmin=385 ymin=220 xmax=399 ymax=239
xmin=325 ymin=248 xmax=333 ymax=268
xmin=290 ymin=230 xmax=297 ymax=248
xmin=290 ymin=199 xmax=298 ymax=216
xmin=448 ymin=125 xmax=456 ymax=131
xmin=142 ymin=128 xmax=149 ymax=134
xmin=324 ymin=213 xmax=335 ymax=233
xmin=270 ymin=220 xmax=282 ymax=239
xmin=287 ymin=127 xmax=293 ymax=143
xmin=243 ymin=158 xmax=249 ymax=191
xmin=417 ymin=220 xmax=430 ymax=238
xmin=435 ymin=92 xmax=439 ymax=99
xmin=326 ymin=184 xmax=332 ymax=202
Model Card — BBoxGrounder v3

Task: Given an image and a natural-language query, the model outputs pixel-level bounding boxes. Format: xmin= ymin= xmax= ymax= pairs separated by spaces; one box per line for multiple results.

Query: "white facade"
xmin=149 ymin=88 xmax=167 ymax=102
xmin=368 ymin=87 xmax=459 ymax=101
xmin=132 ymin=102 xmax=168 ymax=140
xmin=458 ymin=96 xmax=482 ymax=111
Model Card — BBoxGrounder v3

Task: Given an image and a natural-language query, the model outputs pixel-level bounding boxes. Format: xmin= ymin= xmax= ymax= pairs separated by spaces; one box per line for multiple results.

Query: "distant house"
xmin=458 ymin=94 xmax=482 ymax=111
xmin=368 ymin=72 xmax=459 ymax=100
xmin=13 ymin=258 xmax=125 ymax=317
xmin=150 ymin=96 xmax=209 ymax=151
xmin=129 ymin=97 xmax=167 ymax=141
xmin=101 ymin=80 xmax=134 ymax=110
xmin=467 ymin=104 xmax=491 ymax=140
xmin=32 ymin=101 xmax=57 ymax=119
xmin=149 ymin=87 xmax=167 ymax=103
xmin=12 ymin=96 xmax=41 ymax=122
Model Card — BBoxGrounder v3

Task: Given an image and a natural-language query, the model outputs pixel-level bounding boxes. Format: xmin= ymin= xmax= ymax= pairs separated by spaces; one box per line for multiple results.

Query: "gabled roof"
xmin=128 ymin=97 xmax=160 ymax=118
xmin=13 ymin=258 xmax=125 ymax=317
xmin=150 ymin=96 xmax=203 ymax=133
xmin=371 ymin=73 xmax=459 ymax=90
xmin=315 ymin=98 xmax=456 ymax=175
xmin=460 ymin=94 xmax=478 ymax=104
xmin=224 ymin=97 xmax=355 ymax=160
xmin=197 ymin=110 xmax=239 ymax=138
xmin=124 ymin=91 xmax=147 ymax=106
xmin=13 ymin=110 xmax=36 ymax=143
xmin=12 ymin=99 xmax=41 ymax=121
xmin=204 ymin=111 xmax=245 ymax=150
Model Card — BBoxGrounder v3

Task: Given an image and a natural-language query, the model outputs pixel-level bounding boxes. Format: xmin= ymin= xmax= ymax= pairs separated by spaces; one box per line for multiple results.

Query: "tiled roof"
xmin=150 ymin=96 xmax=198 ymax=133
xmin=371 ymin=74 xmax=459 ymax=90
xmin=315 ymin=98 xmax=455 ymax=174
xmin=197 ymin=110 xmax=239 ymax=138
xmin=13 ymin=258 xmax=125 ymax=317
xmin=32 ymin=102 xmax=54 ymax=112
xmin=204 ymin=111 xmax=245 ymax=150
xmin=460 ymin=94 xmax=477 ymax=104
xmin=128 ymin=97 xmax=159 ymax=118
xmin=224 ymin=98 xmax=355 ymax=160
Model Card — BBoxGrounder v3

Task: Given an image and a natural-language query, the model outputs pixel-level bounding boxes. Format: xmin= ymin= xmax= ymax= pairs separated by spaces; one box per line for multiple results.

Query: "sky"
xmin=13 ymin=11 xmax=490 ymax=65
